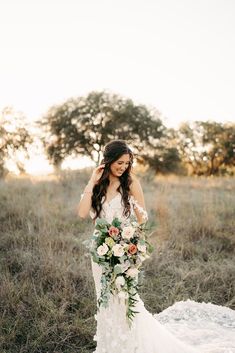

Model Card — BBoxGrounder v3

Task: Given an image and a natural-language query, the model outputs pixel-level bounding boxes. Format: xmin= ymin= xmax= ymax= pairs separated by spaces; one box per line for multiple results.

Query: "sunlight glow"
xmin=0 ymin=0 xmax=234 ymax=175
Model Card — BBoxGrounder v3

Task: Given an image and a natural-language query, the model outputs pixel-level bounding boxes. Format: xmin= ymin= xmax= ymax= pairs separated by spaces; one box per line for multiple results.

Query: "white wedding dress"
xmin=89 ymin=193 xmax=235 ymax=353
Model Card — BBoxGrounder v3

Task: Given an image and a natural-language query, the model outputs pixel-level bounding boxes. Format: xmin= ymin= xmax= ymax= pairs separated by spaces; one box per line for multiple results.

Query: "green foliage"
xmin=39 ymin=91 xmax=180 ymax=173
xmin=0 ymin=107 xmax=32 ymax=177
xmin=95 ymin=218 xmax=109 ymax=230
xmin=111 ymin=217 xmax=122 ymax=228
xmin=176 ymin=121 xmax=235 ymax=175
xmin=126 ymin=276 xmax=140 ymax=325
xmin=1 ymin=98 xmax=234 ymax=178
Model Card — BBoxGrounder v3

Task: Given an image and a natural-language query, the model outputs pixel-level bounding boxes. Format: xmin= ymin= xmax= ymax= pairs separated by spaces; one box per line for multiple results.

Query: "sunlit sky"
xmin=1 ymin=0 xmax=235 ymax=174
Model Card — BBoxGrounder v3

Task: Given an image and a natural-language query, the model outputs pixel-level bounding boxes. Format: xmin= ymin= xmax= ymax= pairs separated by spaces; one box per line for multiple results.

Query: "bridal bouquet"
xmin=87 ymin=216 xmax=154 ymax=326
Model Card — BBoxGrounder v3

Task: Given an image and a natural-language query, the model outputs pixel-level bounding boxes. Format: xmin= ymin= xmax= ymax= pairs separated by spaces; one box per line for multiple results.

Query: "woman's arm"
xmin=129 ymin=176 xmax=148 ymax=224
xmin=77 ymin=164 xmax=105 ymax=219
xmin=77 ymin=179 xmax=96 ymax=218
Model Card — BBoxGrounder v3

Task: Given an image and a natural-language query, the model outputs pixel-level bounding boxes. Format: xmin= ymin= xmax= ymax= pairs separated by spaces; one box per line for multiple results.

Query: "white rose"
xmin=122 ymin=226 xmax=135 ymax=240
xmin=137 ymin=243 xmax=147 ymax=253
xmin=112 ymin=244 xmax=125 ymax=257
xmin=126 ymin=267 xmax=139 ymax=278
xmin=115 ymin=275 xmax=125 ymax=288
xmin=118 ymin=291 xmax=128 ymax=299
xmin=97 ymin=243 xmax=109 ymax=256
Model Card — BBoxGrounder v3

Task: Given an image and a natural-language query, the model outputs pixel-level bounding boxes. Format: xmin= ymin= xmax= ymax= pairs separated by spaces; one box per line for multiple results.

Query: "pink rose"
xmin=108 ymin=226 xmax=120 ymax=237
xmin=128 ymin=243 xmax=137 ymax=255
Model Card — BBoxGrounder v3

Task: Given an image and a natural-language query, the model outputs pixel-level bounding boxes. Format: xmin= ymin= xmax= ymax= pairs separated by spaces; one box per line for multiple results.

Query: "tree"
xmin=0 ymin=107 xmax=32 ymax=177
xmin=176 ymin=122 xmax=203 ymax=175
xmin=39 ymin=91 xmax=176 ymax=171
xmin=200 ymin=121 xmax=235 ymax=175
xmin=137 ymin=127 xmax=181 ymax=173
xmin=176 ymin=121 xmax=235 ymax=175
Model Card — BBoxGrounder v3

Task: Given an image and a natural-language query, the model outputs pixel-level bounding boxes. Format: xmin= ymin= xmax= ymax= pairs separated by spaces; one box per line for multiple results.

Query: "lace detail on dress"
xmin=92 ymin=257 xmax=201 ymax=353
xmin=89 ymin=191 xmax=215 ymax=353
xmin=155 ymin=300 xmax=235 ymax=353
xmin=92 ymin=258 xmax=139 ymax=353
xmin=129 ymin=195 xmax=148 ymax=222
xmin=88 ymin=194 xmax=149 ymax=224
xmin=85 ymin=190 xmax=234 ymax=353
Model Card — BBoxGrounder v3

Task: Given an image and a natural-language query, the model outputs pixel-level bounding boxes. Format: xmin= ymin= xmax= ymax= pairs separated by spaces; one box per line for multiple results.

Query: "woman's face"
xmin=109 ymin=153 xmax=131 ymax=177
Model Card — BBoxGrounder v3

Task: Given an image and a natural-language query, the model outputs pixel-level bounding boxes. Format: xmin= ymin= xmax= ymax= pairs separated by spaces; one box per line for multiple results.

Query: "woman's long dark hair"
xmin=91 ymin=140 xmax=134 ymax=220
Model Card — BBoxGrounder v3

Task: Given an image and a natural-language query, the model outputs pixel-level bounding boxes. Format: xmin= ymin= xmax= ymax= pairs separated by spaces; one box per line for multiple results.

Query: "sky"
xmin=0 ymin=0 xmax=235 ymax=129
xmin=0 ymin=0 xmax=235 ymax=175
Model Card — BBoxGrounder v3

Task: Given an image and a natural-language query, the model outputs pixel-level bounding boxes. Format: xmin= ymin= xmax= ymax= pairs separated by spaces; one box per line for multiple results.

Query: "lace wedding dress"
xmin=89 ymin=193 xmax=235 ymax=353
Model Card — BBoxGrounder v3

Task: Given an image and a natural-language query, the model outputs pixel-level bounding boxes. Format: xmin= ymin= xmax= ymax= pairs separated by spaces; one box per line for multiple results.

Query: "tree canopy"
xmin=0 ymin=107 xmax=32 ymax=177
xmin=176 ymin=121 xmax=235 ymax=175
xmin=1 ymin=95 xmax=233 ymax=178
xmin=40 ymin=91 xmax=180 ymax=172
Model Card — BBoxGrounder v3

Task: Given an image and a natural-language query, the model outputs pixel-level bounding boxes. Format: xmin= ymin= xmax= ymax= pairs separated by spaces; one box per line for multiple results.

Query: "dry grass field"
xmin=0 ymin=170 xmax=235 ymax=353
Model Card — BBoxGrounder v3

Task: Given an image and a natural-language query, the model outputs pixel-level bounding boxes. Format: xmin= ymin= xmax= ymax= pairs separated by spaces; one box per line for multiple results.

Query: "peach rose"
xmin=128 ymin=243 xmax=137 ymax=255
xmin=108 ymin=226 xmax=120 ymax=237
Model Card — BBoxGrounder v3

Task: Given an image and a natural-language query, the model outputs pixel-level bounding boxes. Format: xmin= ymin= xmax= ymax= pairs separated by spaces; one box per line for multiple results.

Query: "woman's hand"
xmin=90 ymin=164 xmax=106 ymax=185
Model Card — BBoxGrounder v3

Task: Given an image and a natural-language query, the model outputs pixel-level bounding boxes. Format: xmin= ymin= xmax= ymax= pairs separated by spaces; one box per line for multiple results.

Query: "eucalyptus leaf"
xmin=114 ymin=264 xmax=122 ymax=275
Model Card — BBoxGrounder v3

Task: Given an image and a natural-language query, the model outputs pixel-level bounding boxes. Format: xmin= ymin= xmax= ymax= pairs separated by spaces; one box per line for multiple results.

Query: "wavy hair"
xmin=91 ymin=140 xmax=134 ymax=220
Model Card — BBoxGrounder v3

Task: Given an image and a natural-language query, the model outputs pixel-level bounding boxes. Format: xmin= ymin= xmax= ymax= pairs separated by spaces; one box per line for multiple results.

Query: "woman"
xmin=77 ymin=140 xmax=232 ymax=353
xmin=78 ymin=139 xmax=148 ymax=225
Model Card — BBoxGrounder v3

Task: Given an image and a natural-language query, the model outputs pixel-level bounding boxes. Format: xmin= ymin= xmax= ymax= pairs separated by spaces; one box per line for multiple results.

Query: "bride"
xmin=78 ymin=140 xmax=235 ymax=353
